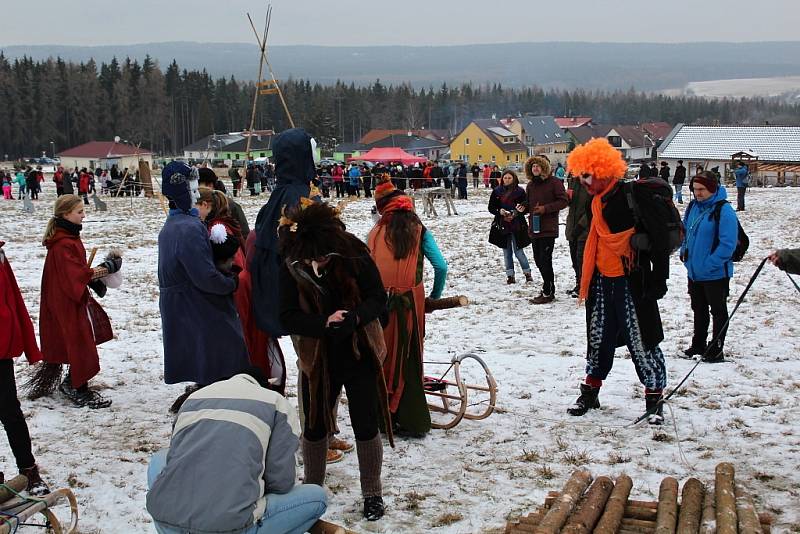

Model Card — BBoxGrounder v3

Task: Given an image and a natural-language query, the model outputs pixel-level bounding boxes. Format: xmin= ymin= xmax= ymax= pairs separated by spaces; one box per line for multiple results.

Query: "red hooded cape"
xmin=0 ymin=244 xmax=42 ymax=362
xmin=39 ymin=228 xmax=101 ymax=387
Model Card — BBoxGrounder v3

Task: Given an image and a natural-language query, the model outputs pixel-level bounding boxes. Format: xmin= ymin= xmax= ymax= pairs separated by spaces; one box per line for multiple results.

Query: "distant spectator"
xmin=733 ymin=161 xmax=750 ymax=211
xmin=673 ymin=160 xmax=686 ymax=204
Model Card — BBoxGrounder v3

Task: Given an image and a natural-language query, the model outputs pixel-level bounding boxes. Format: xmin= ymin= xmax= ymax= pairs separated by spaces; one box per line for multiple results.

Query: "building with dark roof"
xmin=508 ymin=115 xmax=570 ymax=164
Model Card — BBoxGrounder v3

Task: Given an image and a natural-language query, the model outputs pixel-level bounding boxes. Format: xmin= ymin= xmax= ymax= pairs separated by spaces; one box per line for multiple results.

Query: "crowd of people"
xmin=1 ymin=128 xmax=795 ymax=533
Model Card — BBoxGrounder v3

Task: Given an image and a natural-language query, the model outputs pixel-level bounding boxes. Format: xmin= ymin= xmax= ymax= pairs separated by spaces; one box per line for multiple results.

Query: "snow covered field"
xmin=1 ymin=183 xmax=799 ymax=533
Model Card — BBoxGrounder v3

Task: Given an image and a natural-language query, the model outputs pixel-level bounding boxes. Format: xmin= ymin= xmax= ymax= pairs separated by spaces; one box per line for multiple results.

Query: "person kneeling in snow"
xmin=565 ymin=139 xmax=669 ymax=425
xmin=146 ymin=368 xmax=327 ymax=534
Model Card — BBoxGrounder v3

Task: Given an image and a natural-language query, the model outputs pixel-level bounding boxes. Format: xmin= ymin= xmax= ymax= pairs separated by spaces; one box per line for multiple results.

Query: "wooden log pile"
xmin=505 ymin=464 xmax=773 ymax=534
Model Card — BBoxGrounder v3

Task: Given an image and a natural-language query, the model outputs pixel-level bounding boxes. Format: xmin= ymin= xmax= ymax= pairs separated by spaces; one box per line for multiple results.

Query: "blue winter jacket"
xmin=734 ymin=166 xmax=749 ymax=188
xmin=680 ymin=187 xmax=738 ymax=282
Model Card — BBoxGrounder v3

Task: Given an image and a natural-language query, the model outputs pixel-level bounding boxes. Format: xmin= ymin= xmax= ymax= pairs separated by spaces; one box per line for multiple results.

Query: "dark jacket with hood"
xmin=250 ymin=129 xmax=314 ymax=336
xmin=565 ymin=176 xmax=592 ymax=243
xmin=525 ymin=176 xmax=568 ymax=239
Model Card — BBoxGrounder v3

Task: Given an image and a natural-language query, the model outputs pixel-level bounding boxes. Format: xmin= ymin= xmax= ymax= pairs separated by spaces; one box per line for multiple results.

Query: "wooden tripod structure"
xmin=245 ymin=4 xmax=295 ymax=163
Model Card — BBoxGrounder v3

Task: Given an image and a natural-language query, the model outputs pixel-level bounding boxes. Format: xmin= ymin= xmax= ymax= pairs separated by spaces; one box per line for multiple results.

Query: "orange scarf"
xmin=579 ymin=180 xmax=635 ymax=302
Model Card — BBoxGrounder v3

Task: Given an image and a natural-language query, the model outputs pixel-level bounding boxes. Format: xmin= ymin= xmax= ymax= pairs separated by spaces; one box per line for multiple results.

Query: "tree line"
xmin=2 ymin=53 xmax=800 ymax=159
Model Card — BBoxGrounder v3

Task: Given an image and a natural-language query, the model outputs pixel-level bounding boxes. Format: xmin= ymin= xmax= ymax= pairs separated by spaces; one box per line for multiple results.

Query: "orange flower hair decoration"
xmin=278 ymin=197 xmax=317 ymax=233
xmin=566 ymin=138 xmax=628 ymax=180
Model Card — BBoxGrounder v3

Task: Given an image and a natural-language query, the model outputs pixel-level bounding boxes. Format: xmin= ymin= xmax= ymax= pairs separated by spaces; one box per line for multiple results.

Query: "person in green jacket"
xmin=15 ymin=170 xmax=26 ymax=200
xmin=769 ymin=249 xmax=800 ymax=275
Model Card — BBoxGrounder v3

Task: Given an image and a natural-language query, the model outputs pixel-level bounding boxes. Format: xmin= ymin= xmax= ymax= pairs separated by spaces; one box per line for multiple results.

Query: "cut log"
xmin=425 ymin=295 xmax=469 ymax=313
xmin=594 ymin=474 xmax=633 ymax=534
xmin=562 ymin=475 xmax=614 ymax=534
xmin=622 ymin=517 xmax=659 ymax=529
xmin=758 ymin=512 xmax=773 ymax=534
xmin=544 ymin=491 xmax=561 ymax=508
xmin=520 ymin=510 xmax=546 ymax=525
xmin=715 ymin=463 xmax=737 ymax=534
xmin=628 ymin=500 xmax=659 ymax=510
xmin=655 ymin=477 xmax=679 ymax=534
xmin=698 ymin=485 xmax=716 ymax=534
xmin=734 ymin=484 xmax=761 ymax=534
xmin=625 ymin=505 xmax=658 ymax=521
xmin=0 ymin=475 xmax=27 ymax=504
xmin=677 ymin=478 xmax=705 ymax=534
xmin=533 ymin=470 xmax=593 ymax=534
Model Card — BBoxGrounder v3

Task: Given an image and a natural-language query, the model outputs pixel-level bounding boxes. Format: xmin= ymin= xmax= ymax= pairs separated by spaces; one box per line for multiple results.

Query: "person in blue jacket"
xmin=157 ymin=162 xmax=249 ymax=408
xmin=347 ymin=164 xmax=362 ymax=197
xmin=680 ymin=171 xmax=739 ymax=363
xmin=733 ymin=161 xmax=750 ymax=211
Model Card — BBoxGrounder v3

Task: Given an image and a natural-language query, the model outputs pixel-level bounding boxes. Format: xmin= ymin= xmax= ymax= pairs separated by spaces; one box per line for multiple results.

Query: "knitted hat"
xmin=162 ymin=161 xmax=199 ymax=212
xmin=197 ymin=167 xmax=218 ymax=186
xmin=525 ymin=155 xmax=551 ymax=179
xmin=209 ymin=223 xmax=240 ymax=262
xmin=374 ymin=174 xmax=407 ymax=214
xmin=692 ymin=172 xmax=718 ymax=194
xmin=566 ymin=138 xmax=627 ymax=180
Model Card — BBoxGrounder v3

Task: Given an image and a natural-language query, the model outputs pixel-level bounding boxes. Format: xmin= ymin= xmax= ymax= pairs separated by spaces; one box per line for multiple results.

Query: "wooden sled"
xmin=424 ymin=352 xmax=498 ymax=429
xmin=0 ymin=476 xmax=79 ymax=534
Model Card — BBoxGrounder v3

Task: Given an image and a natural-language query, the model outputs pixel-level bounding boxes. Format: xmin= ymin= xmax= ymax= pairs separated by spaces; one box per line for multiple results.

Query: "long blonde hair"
xmin=42 ymin=194 xmax=83 ymax=245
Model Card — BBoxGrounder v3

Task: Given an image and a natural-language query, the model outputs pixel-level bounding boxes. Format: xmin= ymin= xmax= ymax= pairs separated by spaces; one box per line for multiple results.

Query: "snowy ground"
xmin=1 ymin=182 xmax=799 ymax=533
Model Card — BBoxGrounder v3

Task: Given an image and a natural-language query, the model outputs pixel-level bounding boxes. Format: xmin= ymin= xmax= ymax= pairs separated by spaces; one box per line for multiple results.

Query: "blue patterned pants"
xmin=585 ymin=274 xmax=667 ymax=390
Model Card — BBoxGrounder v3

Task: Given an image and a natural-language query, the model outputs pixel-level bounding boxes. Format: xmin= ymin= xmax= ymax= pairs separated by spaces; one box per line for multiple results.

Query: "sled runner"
xmin=0 ymin=476 xmax=79 ymax=534
xmin=423 ymin=352 xmax=498 ymax=429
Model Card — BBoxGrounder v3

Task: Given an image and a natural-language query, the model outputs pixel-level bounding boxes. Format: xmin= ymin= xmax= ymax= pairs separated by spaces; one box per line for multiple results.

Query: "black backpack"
xmin=622 ymin=178 xmax=684 ymax=255
xmin=687 ymin=199 xmax=749 ymax=262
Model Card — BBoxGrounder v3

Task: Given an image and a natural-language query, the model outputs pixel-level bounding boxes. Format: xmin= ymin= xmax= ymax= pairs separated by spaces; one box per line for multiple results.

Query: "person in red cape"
xmin=26 ymin=195 xmax=122 ymax=409
xmin=367 ymin=174 xmax=448 ymax=437
xmin=195 ymin=187 xmax=287 ymax=393
xmin=0 ymin=241 xmax=50 ymax=495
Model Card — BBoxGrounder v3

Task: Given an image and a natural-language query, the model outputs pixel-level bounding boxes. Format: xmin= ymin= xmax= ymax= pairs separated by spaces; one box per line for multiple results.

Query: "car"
xmin=506 ymin=162 xmax=524 ymax=172
xmin=626 ymin=163 xmax=642 ymax=178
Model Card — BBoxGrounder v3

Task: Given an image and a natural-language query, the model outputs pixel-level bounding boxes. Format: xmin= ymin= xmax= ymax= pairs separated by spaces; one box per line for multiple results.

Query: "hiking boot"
xmin=506 ymin=276 xmax=516 ymax=284
xmin=567 ymin=384 xmax=600 ymax=416
xmin=680 ymin=345 xmax=706 ymax=359
xmin=524 ymin=272 xmax=533 ymax=283
xmin=645 ymin=392 xmax=664 ymax=425
xmin=20 ymin=465 xmax=49 ymax=497
xmin=363 ymin=496 xmax=385 ymax=521
xmin=59 ymin=382 xmax=111 ymax=409
xmin=701 ymin=351 xmax=725 ymax=364
xmin=326 ymin=449 xmax=344 ymax=464
xmin=328 ymin=437 xmax=354 ymax=453
xmin=530 ymin=292 xmax=555 ymax=304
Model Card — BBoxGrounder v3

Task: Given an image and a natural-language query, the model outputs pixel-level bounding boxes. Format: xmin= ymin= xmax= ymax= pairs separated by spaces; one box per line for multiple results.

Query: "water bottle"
xmin=531 ymin=214 xmax=541 ymax=234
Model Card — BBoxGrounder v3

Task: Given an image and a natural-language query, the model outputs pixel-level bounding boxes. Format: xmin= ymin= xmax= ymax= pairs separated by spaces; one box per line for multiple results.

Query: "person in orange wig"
xmin=565 ymin=139 xmax=669 ymax=425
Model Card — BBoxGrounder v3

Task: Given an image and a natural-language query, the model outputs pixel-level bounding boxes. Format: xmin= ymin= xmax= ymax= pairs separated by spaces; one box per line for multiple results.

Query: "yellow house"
xmin=449 ymin=120 xmax=528 ymax=166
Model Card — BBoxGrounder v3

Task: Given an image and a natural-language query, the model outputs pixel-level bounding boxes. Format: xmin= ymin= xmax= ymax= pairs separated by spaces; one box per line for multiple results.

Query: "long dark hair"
xmin=383 ymin=210 xmax=422 ymax=260
xmin=279 ymin=202 xmax=370 ymax=308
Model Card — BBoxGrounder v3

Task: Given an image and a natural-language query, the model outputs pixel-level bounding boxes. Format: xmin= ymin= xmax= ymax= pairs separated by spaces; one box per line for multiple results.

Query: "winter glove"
xmin=88 ymin=279 xmax=107 ymax=298
xmin=100 ymin=255 xmax=123 ymax=274
xmin=327 ymin=311 xmax=357 ymax=342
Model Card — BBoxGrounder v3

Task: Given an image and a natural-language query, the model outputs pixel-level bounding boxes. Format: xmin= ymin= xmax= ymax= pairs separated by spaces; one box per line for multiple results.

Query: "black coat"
xmin=586 ymin=184 xmax=669 ymax=349
xmin=673 ymin=165 xmax=686 ymax=185
xmin=250 ymin=128 xmax=314 ymax=336
xmin=488 ymin=185 xmax=530 ymax=249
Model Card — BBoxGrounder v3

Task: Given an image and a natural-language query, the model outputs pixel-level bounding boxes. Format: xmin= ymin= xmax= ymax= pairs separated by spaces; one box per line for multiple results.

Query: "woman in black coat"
xmin=488 ymin=170 xmax=532 ymax=284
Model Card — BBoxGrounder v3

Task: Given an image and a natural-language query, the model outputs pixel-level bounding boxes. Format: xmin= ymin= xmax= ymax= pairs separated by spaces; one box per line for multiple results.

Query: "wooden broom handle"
xmin=87 ymin=247 xmax=98 ymax=266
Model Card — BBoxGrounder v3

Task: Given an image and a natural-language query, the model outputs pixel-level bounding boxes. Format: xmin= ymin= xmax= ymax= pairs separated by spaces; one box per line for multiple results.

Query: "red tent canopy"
xmin=347 ymin=147 xmax=427 ymax=165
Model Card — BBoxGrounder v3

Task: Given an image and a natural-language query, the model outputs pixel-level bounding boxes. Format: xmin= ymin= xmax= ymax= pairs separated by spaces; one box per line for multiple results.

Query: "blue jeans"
xmin=503 ymin=234 xmax=531 ymax=277
xmin=147 ymin=449 xmax=327 ymax=534
xmin=673 ymin=184 xmax=683 ymax=203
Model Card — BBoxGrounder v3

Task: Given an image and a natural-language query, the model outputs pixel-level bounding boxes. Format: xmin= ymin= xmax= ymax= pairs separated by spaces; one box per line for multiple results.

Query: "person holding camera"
xmin=680 ymin=171 xmax=739 ymax=363
xmin=488 ymin=169 xmax=531 ymax=284
xmin=278 ymin=201 xmax=391 ymax=522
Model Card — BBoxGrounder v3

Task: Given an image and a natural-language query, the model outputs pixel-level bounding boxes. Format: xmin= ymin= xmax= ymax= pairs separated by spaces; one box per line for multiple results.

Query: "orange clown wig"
xmin=566 ymin=138 xmax=628 ymax=180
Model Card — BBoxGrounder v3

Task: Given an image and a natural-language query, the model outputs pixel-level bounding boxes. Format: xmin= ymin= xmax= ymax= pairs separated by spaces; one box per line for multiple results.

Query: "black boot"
xmin=645 ymin=392 xmax=664 ymax=425
xmin=363 ymin=496 xmax=385 ymax=521
xmin=567 ymin=383 xmax=600 ymax=416
xmin=506 ymin=276 xmax=515 ymax=284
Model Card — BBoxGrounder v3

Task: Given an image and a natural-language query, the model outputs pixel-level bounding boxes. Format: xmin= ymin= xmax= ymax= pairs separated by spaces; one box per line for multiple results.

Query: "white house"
xmin=58 ymin=141 xmax=153 ymax=172
xmin=658 ymin=124 xmax=800 ymax=185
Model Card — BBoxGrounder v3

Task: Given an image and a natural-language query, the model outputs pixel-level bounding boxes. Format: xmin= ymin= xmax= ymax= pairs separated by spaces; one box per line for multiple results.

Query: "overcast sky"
xmin=4 ymin=0 xmax=799 ymax=47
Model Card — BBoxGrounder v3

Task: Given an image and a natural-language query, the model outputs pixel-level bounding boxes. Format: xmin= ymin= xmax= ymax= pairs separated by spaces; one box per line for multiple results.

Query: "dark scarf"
xmin=55 ymin=217 xmax=82 ymax=236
